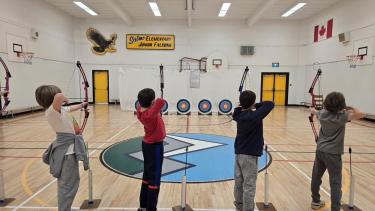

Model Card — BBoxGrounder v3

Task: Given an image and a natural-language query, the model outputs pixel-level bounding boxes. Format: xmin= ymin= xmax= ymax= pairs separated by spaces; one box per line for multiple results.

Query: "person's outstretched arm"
xmin=347 ymin=106 xmax=366 ymax=121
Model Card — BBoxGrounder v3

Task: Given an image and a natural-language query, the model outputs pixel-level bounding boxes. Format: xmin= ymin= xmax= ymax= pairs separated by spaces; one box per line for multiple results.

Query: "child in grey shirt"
xmin=310 ymin=92 xmax=366 ymax=211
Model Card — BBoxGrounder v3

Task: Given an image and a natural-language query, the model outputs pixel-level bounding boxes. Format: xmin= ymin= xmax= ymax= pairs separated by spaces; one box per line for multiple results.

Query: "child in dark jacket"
xmin=232 ymin=90 xmax=274 ymax=211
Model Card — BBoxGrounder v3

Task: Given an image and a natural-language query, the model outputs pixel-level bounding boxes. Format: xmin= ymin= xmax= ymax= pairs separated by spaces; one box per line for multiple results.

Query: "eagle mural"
xmin=86 ymin=28 xmax=117 ymax=55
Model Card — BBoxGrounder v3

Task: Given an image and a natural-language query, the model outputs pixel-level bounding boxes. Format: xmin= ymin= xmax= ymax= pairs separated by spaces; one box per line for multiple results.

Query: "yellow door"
xmin=94 ymin=71 xmax=108 ymax=104
xmin=274 ymin=74 xmax=287 ymax=106
xmin=262 ymin=74 xmax=274 ymax=102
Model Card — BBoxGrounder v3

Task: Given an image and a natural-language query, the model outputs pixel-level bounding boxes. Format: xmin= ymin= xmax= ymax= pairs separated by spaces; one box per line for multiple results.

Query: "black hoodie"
xmin=232 ymin=101 xmax=274 ymax=156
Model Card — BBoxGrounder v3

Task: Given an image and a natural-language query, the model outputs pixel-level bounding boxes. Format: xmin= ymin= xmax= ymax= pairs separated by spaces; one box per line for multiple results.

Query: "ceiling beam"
xmin=246 ymin=0 xmax=278 ymax=27
xmin=106 ymin=0 xmax=133 ymax=25
xmin=187 ymin=0 xmax=192 ymax=27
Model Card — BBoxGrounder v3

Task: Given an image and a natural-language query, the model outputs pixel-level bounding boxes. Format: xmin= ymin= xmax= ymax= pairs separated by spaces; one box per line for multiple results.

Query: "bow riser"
xmin=0 ymin=57 xmax=11 ymax=113
xmin=308 ymin=69 xmax=322 ymax=142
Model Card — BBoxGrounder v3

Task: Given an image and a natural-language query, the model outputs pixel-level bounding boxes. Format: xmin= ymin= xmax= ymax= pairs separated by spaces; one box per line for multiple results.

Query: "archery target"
xmin=218 ymin=99 xmax=233 ymax=114
xmin=177 ymin=99 xmax=191 ymax=114
xmin=162 ymin=100 xmax=168 ymax=114
xmin=198 ymin=99 xmax=212 ymax=114
xmin=134 ymin=100 xmax=140 ymax=111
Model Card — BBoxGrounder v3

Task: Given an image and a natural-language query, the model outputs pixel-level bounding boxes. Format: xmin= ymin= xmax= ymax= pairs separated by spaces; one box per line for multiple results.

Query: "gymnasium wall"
xmin=300 ymin=0 xmax=375 ymax=115
xmin=74 ymin=19 xmax=306 ymax=111
xmin=0 ymin=0 xmax=78 ymax=112
xmin=2 ymin=0 xmax=374 ymax=115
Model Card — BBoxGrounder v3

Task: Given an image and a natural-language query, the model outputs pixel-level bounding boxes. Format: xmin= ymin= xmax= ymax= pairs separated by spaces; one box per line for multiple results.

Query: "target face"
xmin=177 ymin=99 xmax=191 ymax=114
xmin=198 ymin=99 xmax=212 ymax=114
xmin=162 ymin=100 xmax=168 ymax=113
xmin=218 ymin=99 xmax=233 ymax=114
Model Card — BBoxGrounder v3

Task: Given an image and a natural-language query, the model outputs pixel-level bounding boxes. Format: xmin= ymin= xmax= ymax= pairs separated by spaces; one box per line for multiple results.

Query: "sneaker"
xmin=311 ymin=200 xmax=325 ymax=210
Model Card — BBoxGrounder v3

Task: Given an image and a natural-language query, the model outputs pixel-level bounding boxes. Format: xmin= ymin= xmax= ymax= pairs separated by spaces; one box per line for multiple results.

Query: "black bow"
xmin=239 ymin=66 xmax=249 ymax=94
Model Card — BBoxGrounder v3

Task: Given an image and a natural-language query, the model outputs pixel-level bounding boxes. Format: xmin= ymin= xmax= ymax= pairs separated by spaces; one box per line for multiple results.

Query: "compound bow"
xmin=160 ymin=64 xmax=164 ymax=99
xmin=0 ymin=57 xmax=11 ymax=114
xmin=239 ymin=66 xmax=250 ymax=94
xmin=308 ymin=67 xmax=323 ymax=142
xmin=76 ymin=61 xmax=89 ymax=134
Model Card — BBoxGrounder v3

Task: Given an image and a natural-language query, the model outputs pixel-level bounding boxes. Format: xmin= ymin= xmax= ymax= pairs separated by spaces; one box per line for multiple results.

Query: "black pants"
xmin=140 ymin=142 xmax=164 ymax=211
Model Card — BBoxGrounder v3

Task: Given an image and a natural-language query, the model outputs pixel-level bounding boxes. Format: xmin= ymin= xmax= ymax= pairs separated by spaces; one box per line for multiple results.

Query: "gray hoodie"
xmin=43 ymin=132 xmax=89 ymax=178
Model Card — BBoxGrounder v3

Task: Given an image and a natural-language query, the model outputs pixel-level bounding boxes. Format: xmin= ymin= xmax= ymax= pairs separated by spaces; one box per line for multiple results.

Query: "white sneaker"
xmin=311 ymin=200 xmax=325 ymax=210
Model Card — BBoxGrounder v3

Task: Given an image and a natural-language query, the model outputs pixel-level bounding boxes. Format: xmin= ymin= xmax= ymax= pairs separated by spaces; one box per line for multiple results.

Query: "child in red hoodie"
xmin=136 ymin=88 xmax=166 ymax=211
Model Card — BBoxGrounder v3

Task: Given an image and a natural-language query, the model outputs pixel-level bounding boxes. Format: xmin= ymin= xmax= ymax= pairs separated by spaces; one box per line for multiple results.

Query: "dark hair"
xmin=323 ymin=92 xmax=346 ymax=113
xmin=240 ymin=90 xmax=256 ymax=109
xmin=137 ymin=88 xmax=155 ymax=108
xmin=35 ymin=85 xmax=62 ymax=109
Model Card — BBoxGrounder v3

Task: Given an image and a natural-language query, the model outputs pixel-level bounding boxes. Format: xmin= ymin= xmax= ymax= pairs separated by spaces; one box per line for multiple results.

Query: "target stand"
xmin=218 ymin=99 xmax=233 ymax=115
xmin=177 ymin=99 xmax=191 ymax=115
xmin=0 ymin=170 xmax=16 ymax=207
xmin=198 ymin=99 xmax=212 ymax=115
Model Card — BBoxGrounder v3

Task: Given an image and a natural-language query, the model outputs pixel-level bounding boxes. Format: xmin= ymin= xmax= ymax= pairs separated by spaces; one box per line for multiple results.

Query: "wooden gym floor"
xmin=0 ymin=105 xmax=374 ymax=210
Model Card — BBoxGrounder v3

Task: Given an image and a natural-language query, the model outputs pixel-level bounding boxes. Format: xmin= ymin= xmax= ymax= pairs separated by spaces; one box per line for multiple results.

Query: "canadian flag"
xmin=314 ymin=19 xmax=333 ymax=42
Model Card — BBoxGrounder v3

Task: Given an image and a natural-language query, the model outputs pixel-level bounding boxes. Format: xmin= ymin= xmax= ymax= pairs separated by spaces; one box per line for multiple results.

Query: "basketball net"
xmin=20 ymin=52 xmax=34 ymax=64
xmin=347 ymin=55 xmax=361 ymax=68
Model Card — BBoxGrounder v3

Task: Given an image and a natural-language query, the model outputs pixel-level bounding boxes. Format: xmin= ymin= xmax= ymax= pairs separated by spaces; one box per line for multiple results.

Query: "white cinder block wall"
xmin=74 ymin=19 xmax=304 ymax=111
xmin=1 ymin=0 xmax=374 ymax=115
xmin=301 ymin=0 xmax=375 ymax=115
xmin=0 ymin=0 xmax=78 ymax=111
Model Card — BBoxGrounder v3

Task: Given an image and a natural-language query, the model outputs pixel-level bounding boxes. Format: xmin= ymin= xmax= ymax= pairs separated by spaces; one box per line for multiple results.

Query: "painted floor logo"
xmin=100 ymin=133 xmax=272 ymax=183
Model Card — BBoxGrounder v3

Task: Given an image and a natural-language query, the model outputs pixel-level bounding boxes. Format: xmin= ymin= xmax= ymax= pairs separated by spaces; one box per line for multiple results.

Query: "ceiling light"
xmin=73 ymin=1 xmax=98 ymax=16
xmin=218 ymin=3 xmax=231 ymax=17
xmin=149 ymin=2 xmax=162 ymax=17
xmin=281 ymin=3 xmax=306 ymax=17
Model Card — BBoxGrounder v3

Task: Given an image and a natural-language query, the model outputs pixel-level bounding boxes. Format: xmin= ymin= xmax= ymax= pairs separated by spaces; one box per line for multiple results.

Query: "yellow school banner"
xmin=126 ymin=34 xmax=175 ymax=50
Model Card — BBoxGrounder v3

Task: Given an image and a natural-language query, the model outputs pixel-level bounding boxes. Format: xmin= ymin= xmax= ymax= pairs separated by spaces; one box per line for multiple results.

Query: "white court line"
xmin=12 ymin=120 xmax=138 ymax=211
xmin=268 ymin=145 xmax=330 ymax=196
xmin=6 ymin=206 xmax=254 ymax=211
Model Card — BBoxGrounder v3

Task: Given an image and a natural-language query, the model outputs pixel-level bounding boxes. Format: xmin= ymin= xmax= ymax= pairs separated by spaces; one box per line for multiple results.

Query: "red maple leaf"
xmin=319 ymin=26 xmax=326 ymax=36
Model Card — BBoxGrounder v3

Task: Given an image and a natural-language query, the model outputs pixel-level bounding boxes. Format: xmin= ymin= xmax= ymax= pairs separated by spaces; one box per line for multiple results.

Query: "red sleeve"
xmin=147 ymin=98 xmax=165 ymax=117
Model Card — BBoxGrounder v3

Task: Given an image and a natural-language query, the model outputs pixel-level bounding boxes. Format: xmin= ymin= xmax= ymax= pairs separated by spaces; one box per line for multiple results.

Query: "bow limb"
xmin=308 ymin=69 xmax=322 ymax=142
xmin=76 ymin=61 xmax=89 ymax=134
xmin=239 ymin=66 xmax=249 ymax=94
xmin=160 ymin=64 xmax=164 ymax=99
xmin=0 ymin=57 xmax=11 ymax=114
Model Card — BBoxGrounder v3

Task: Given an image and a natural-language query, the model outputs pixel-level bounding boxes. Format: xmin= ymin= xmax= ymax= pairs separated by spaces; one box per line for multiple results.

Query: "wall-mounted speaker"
xmin=240 ymin=46 xmax=255 ymax=55
xmin=338 ymin=32 xmax=349 ymax=43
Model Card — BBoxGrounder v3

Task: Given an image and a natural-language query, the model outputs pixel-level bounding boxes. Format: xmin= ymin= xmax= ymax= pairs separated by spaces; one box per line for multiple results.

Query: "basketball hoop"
xmin=212 ymin=59 xmax=222 ymax=69
xmin=347 ymin=55 xmax=361 ymax=68
xmin=20 ymin=52 xmax=34 ymax=64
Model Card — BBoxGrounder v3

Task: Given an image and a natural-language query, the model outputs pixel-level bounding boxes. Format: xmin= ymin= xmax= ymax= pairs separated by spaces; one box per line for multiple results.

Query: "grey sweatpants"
xmin=57 ymin=154 xmax=80 ymax=211
xmin=234 ymin=154 xmax=258 ymax=211
xmin=311 ymin=151 xmax=342 ymax=211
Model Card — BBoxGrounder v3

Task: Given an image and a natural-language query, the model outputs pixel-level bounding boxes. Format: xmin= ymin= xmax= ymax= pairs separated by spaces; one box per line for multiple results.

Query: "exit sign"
xmin=272 ymin=62 xmax=280 ymax=68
